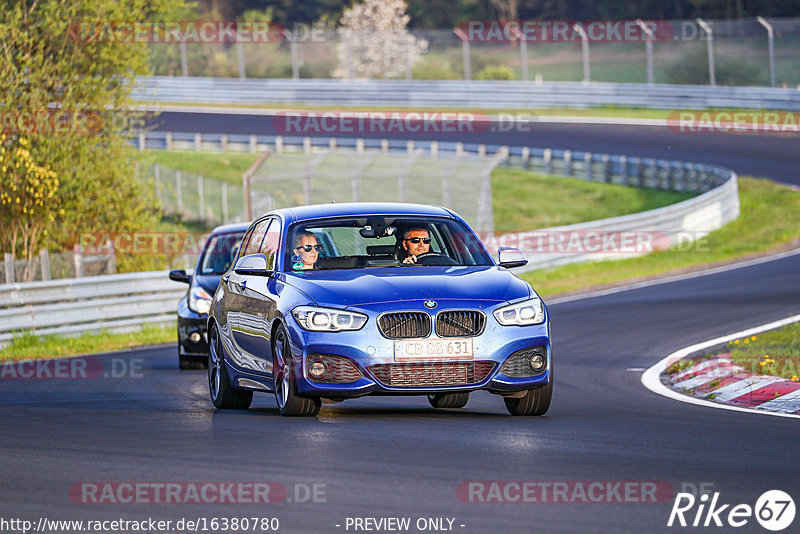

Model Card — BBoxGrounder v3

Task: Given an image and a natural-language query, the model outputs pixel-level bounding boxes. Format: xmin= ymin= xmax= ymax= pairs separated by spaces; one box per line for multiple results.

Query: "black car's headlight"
xmin=292 ymin=306 xmax=368 ymax=332
xmin=493 ymin=298 xmax=545 ymax=326
xmin=188 ymin=285 xmax=213 ymax=315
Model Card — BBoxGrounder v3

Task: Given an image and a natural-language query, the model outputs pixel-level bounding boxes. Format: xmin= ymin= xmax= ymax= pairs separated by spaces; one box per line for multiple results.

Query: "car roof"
xmin=209 ymin=222 xmax=251 ymax=234
xmin=265 ymin=203 xmax=455 ymax=224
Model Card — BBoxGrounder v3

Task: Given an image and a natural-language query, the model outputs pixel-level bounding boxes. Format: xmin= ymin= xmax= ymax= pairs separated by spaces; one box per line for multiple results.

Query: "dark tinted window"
xmin=199 ymin=232 xmax=246 ymax=275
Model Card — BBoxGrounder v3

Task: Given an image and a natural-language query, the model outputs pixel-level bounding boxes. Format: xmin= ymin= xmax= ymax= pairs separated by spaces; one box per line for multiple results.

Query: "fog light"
xmin=189 ymin=332 xmax=202 ymax=344
xmin=529 ymin=353 xmax=545 ymax=371
xmin=309 ymin=361 xmax=326 ymax=378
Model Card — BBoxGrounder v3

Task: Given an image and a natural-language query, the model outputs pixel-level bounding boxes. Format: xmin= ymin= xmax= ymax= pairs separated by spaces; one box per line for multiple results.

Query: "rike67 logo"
xmin=668 ymin=490 xmax=796 ymax=531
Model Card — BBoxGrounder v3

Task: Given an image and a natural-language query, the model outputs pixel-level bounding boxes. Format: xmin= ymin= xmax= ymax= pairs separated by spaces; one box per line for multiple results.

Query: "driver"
xmin=293 ymin=231 xmax=321 ymax=270
xmin=401 ymin=227 xmax=431 ymax=265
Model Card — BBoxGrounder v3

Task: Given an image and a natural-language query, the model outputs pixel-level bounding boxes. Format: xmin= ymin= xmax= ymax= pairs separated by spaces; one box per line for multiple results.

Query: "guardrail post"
xmin=478 ymin=144 xmax=486 ymax=159
xmin=521 ymin=147 xmax=530 ymax=169
xmin=645 ymin=159 xmax=655 ymax=188
xmin=602 ymin=154 xmax=611 ymax=182
xmin=39 ymin=249 xmax=50 ymax=281
xmin=407 ymin=140 xmax=415 ymax=154
xmin=584 ymin=152 xmax=593 ymax=180
xmin=275 ymin=136 xmax=283 ymax=154
xmin=329 ymin=138 xmax=337 ymax=152
xmin=380 ymin=139 xmax=389 ymax=154
xmin=221 ymin=134 xmax=228 ymax=152
xmin=165 ymin=132 xmax=173 ymax=150
xmin=194 ymin=133 xmax=202 ymax=151
xmin=619 ymin=156 xmax=628 ymax=183
xmin=456 ymin=143 xmax=464 ymax=157
xmin=138 ymin=132 xmax=145 ymax=151
xmin=357 ymin=139 xmax=365 ymax=154
xmin=4 ymin=253 xmax=15 ymax=284
xmin=303 ymin=137 xmax=311 ymax=154
xmin=221 ymin=182 xmax=229 ymax=223
xmin=73 ymin=245 xmax=83 ymax=278
xmin=430 ymin=141 xmax=438 ymax=159
xmin=564 ymin=150 xmax=573 ymax=176
xmin=543 ymin=148 xmax=552 ymax=174
xmin=249 ymin=135 xmax=257 ymax=154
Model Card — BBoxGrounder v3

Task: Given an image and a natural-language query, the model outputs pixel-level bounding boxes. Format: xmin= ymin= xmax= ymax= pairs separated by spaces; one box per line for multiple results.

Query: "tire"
xmin=504 ymin=377 xmax=552 ymax=416
xmin=427 ymin=392 xmax=470 ymax=409
xmin=179 ymin=354 xmax=205 ymax=370
xmin=273 ymin=325 xmax=321 ymax=417
xmin=207 ymin=324 xmax=253 ymax=409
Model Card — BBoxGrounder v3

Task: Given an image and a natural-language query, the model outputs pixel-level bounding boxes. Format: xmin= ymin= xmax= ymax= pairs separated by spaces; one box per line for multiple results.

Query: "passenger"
xmin=400 ymin=227 xmax=431 ymax=265
xmin=292 ymin=231 xmax=321 ymax=270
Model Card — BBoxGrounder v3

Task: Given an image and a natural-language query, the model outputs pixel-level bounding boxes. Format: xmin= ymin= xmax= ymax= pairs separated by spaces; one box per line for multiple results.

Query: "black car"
xmin=169 ymin=222 xmax=249 ymax=370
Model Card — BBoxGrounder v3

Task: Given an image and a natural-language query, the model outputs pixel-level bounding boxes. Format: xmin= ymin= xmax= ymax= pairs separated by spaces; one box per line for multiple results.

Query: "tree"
xmin=333 ymin=0 xmax=427 ymax=79
xmin=0 ymin=0 xmax=190 ymax=279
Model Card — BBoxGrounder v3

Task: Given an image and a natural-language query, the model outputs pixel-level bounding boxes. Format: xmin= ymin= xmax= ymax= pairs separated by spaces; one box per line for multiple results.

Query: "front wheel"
xmin=273 ymin=325 xmax=321 ymax=417
xmin=428 ymin=392 xmax=470 ymax=409
xmin=208 ymin=324 xmax=252 ymax=409
xmin=503 ymin=379 xmax=552 ymax=416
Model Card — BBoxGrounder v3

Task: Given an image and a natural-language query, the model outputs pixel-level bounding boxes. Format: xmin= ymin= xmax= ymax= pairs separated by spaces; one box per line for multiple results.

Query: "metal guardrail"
xmin=132 ymin=77 xmax=800 ymax=110
xmin=2 ymin=134 xmax=738 ymax=345
xmin=0 ymin=272 xmax=185 ymax=347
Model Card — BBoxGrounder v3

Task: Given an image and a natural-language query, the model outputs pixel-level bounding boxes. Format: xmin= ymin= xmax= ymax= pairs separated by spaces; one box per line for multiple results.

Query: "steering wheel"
xmin=415 ymin=252 xmax=457 ymax=266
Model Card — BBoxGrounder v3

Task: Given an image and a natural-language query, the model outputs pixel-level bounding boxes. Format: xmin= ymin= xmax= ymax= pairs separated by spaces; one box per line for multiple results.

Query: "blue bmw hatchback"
xmin=207 ymin=203 xmax=552 ymax=416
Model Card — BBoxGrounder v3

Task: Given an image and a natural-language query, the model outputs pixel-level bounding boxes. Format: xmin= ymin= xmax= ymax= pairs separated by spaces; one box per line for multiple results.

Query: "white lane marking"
xmin=711 ymin=377 xmax=782 ymax=402
xmin=626 ymin=368 xmax=645 ymax=372
xmin=641 ymin=314 xmax=800 ymax=419
xmin=759 ymin=389 xmax=800 ymax=413
xmin=549 ymin=247 xmax=800 ymax=306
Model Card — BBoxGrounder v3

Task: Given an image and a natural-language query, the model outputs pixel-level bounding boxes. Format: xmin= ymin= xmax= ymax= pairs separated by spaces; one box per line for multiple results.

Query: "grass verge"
xmin=724 ymin=323 xmax=800 ymax=380
xmin=0 ymin=324 xmax=175 ymax=362
xmin=523 ymin=177 xmax=800 ymax=297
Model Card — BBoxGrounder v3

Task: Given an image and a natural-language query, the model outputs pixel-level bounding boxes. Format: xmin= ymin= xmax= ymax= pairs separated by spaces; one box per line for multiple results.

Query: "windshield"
xmin=199 ymin=232 xmax=246 ymax=275
xmin=284 ymin=216 xmax=492 ymax=271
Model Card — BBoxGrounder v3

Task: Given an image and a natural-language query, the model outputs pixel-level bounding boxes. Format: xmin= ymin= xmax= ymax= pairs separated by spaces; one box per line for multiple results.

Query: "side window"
xmin=236 ymin=226 xmax=256 ymax=263
xmin=243 ymin=219 xmax=270 ymax=257
xmin=261 ymin=218 xmax=281 ymax=270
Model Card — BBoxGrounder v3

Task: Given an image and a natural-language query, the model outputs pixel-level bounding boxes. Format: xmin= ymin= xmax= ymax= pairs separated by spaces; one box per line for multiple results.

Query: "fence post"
xmin=236 ymin=40 xmax=246 ymax=79
xmin=453 ymin=28 xmax=471 ymax=81
xmin=176 ymin=171 xmax=183 ymax=214
xmin=39 ymin=249 xmax=50 ymax=281
xmin=198 ymin=176 xmax=205 ymax=219
xmin=105 ymin=239 xmax=116 ymax=275
xmin=73 ymin=244 xmax=83 ymax=278
xmin=4 ymin=253 xmax=15 ymax=284
xmin=573 ymin=23 xmax=591 ymax=83
xmin=697 ymin=19 xmax=716 ymax=86
xmin=179 ymin=41 xmax=188 ymax=77
xmin=221 ymin=182 xmax=229 ymax=223
xmin=153 ymin=163 xmax=161 ymax=204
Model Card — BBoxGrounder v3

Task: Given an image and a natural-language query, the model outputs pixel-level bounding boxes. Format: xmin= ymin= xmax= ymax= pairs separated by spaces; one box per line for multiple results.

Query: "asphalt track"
xmin=149 ymin=110 xmax=800 ymax=185
xmin=1 ymin=111 xmax=799 ymax=533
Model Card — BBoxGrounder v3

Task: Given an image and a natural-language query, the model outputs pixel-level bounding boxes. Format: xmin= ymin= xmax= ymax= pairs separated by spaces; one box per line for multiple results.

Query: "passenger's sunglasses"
xmin=404 ymin=237 xmax=431 ymax=244
xmin=295 ymin=244 xmax=322 ymax=252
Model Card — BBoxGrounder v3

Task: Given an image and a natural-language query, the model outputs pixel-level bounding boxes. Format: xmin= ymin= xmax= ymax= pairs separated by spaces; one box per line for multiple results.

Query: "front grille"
xmin=436 ymin=311 xmax=486 ymax=337
xmin=368 ymin=361 xmax=496 ymax=388
xmin=306 ymin=354 xmax=363 ymax=384
xmin=378 ymin=312 xmax=431 ymax=339
xmin=500 ymin=346 xmax=547 ymax=378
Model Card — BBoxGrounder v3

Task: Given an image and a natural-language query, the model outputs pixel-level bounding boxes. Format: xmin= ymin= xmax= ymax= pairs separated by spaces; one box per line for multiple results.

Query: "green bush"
xmin=475 ymin=65 xmax=516 ymax=81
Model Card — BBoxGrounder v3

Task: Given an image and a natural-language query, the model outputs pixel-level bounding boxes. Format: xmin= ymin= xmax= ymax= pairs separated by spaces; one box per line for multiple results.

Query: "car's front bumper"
xmin=177 ymin=297 xmax=209 ymax=357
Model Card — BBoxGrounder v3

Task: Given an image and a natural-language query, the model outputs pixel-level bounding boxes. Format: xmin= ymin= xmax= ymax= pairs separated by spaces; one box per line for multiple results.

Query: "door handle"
xmin=238 ymin=279 xmax=247 ymax=290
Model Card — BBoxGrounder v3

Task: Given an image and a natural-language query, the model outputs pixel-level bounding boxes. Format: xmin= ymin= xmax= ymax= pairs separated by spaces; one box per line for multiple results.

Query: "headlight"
xmin=493 ymin=298 xmax=545 ymax=326
xmin=189 ymin=286 xmax=212 ymax=315
xmin=292 ymin=306 xmax=368 ymax=332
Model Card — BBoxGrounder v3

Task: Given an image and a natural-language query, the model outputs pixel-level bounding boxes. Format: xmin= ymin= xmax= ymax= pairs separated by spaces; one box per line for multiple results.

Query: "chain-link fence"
xmin=147 ymin=18 xmax=800 ymax=87
xmin=2 ymin=248 xmax=116 ymax=284
xmin=247 ymin=143 xmax=499 ymax=232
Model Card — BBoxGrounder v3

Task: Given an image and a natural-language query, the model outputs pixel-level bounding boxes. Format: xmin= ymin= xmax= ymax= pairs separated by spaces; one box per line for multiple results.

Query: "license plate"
xmin=393 ymin=338 xmax=474 ymax=362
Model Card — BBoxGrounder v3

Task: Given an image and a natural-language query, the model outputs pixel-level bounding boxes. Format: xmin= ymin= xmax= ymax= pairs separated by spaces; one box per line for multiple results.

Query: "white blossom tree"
xmin=334 ymin=0 xmax=427 ymax=79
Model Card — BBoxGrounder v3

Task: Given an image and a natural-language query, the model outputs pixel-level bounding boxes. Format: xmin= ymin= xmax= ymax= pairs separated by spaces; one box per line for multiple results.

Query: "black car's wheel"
xmin=504 ymin=375 xmax=552 ymax=416
xmin=273 ymin=325 xmax=321 ymax=417
xmin=427 ymin=392 xmax=470 ymax=409
xmin=208 ymin=324 xmax=252 ymax=409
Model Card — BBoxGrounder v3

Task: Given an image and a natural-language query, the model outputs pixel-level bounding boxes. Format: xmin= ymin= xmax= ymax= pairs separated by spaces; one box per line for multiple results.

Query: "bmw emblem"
xmin=424 ymin=300 xmax=437 ymax=309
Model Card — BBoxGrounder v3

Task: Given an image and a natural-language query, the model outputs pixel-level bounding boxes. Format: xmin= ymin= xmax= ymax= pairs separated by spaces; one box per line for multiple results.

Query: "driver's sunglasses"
xmin=404 ymin=237 xmax=431 ymax=244
xmin=295 ymin=244 xmax=322 ymax=252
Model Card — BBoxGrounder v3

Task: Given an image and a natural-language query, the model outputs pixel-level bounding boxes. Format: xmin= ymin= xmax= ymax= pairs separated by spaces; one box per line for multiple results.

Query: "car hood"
xmin=283 ymin=266 xmax=531 ymax=307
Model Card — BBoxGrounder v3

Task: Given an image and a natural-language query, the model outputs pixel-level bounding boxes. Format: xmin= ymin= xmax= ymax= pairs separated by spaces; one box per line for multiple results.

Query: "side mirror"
xmin=498 ymin=247 xmax=528 ymax=269
xmin=233 ymin=253 xmax=272 ymax=276
xmin=169 ymin=269 xmax=191 ymax=284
